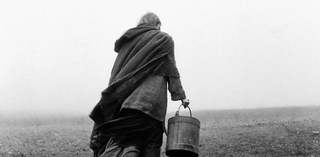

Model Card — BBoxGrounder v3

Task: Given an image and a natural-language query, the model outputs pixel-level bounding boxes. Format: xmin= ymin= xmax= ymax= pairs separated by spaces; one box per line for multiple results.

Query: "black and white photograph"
xmin=1 ymin=0 xmax=320 ymax=156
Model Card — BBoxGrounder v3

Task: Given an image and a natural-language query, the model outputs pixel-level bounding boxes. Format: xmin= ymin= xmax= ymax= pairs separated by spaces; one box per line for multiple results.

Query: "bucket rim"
xmin=168 ymin=116 xmax=200 ymax=122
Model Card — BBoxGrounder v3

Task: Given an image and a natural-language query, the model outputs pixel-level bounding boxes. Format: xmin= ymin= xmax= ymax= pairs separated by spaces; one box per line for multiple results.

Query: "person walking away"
xmin=89 ymin=12 xmax=189 ymax=157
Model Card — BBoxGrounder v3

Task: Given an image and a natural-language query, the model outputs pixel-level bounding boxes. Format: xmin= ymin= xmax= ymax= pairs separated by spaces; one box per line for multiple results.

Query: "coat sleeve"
xmin=168 ymin=77 xmax=186 ymax=101
xmin=166 ymin=47 xmax=186 ymax=101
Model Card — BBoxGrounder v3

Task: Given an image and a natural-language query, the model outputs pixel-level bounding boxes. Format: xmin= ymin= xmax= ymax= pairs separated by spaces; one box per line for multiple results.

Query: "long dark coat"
xmin=89 ymin=24 xmax=180 ymax=128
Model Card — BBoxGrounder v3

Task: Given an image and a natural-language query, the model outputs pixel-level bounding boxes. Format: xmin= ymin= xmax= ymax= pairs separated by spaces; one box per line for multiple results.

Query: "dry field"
xmin=1 ymin=106 xmax=320 ymax=157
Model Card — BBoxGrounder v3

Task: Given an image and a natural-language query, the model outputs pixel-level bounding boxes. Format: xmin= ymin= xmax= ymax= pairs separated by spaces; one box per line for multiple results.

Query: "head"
xmin=138 ymin=12 xmax=161 ymax=30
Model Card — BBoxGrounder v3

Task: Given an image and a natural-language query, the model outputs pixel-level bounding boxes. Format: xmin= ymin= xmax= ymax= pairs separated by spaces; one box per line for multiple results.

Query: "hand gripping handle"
xmin=175 ymin=104 xmax=192 ymax=117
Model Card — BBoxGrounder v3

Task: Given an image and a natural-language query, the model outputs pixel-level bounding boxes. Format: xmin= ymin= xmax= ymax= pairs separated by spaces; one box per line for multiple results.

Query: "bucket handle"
xmin=175 ymin=104 xmax=192 ymax=117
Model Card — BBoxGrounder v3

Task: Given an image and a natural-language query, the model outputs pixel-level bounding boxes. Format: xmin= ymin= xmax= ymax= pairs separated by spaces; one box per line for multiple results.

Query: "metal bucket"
xmin=166 ymin=105 xmax=200 ymax=157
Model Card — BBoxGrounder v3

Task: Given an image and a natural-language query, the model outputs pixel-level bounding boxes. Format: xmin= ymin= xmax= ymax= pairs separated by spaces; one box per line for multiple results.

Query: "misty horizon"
xmin=1 ymin=1 xmax=320 ymax=116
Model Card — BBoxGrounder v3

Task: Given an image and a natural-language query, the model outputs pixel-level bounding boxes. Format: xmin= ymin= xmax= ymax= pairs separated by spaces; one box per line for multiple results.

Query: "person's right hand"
xmin=181 ymin=99 xmax=190 ymax=108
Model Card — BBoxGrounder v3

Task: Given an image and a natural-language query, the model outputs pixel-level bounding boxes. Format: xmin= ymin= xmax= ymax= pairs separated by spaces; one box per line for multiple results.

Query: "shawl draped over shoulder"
xmin=89 ymin=24 xmax=180 ymax=127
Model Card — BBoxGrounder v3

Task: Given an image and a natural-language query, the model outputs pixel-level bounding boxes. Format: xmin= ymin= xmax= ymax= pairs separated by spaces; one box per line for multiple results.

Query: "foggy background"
xmin=1 ymin=0 xmax=320 ymax=117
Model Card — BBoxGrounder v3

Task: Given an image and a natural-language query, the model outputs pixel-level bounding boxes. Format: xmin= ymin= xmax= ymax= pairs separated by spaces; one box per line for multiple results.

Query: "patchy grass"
xmin=1 ymin=106 xmax=320 ymax=157
xmin=0 ymin=114 xmax=93 ymax=157
xmin=192 ymin=106 xmax=320 ymax=157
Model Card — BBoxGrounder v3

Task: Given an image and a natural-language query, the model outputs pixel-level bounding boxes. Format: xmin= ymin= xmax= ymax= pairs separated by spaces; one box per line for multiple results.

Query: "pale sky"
xmin=1 ymin=0 xmax=320 ymax=115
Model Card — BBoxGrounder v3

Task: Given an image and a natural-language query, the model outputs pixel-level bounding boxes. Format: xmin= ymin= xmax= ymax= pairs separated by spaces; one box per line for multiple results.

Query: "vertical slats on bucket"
xmin=166 ymin=105 xmax=200 ymax=157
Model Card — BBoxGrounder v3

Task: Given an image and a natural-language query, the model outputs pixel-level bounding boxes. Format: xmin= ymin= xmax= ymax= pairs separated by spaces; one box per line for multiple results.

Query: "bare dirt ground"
xmin=1 ymin=106 xmax=320 ymax=157
xmin=193 ymin=106 xmax=320 ymax=157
